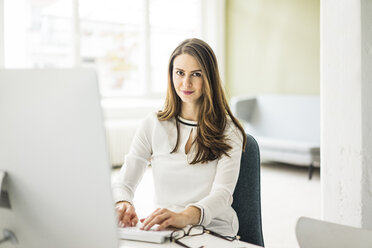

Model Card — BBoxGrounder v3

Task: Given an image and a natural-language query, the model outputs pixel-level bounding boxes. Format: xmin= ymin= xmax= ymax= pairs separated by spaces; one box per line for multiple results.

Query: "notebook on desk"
xmin=118 ymin=224 xmax=174 ymax=243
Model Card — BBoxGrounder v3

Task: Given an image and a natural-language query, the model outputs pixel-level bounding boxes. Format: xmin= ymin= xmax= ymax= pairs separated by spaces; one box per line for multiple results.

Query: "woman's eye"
xmin=176 ymin=71 xmax=184 ymax=76
xmin=193 ymin=72 xmax=202 ymax=77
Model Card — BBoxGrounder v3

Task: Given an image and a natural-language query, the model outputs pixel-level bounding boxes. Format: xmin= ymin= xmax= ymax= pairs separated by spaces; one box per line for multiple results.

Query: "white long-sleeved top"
xmin=112 ymin=112 xmax=243 ymax=236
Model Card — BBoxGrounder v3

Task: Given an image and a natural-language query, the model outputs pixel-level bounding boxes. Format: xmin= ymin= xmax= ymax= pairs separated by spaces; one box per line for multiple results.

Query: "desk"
xmin=119 ymin=234 xmax=263 ymax=248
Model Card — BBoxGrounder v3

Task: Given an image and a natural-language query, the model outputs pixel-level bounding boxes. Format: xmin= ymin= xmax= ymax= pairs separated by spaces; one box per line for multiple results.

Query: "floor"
xmin=112 ymin=162 xmax=321 ymax=248
xmin=260 ymin=163 xmax=320 ymax=248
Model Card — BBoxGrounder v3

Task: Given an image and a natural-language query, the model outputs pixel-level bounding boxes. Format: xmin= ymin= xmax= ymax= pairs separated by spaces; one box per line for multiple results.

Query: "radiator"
xmin=105 ymin=119 xmax=141 ymax=166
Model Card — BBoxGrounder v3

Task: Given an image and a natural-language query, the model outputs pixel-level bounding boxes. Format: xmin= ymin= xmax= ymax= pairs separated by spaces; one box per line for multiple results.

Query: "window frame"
xmin=0 ymin=0 xmax=225 ymax=100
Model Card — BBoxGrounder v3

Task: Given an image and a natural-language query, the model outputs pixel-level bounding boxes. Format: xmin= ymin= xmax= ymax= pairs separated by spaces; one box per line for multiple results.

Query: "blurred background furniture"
xmin=296 ymin=216 xmax=372 ymax=248
xmin=232 ymin=134 xmax=264 ymax=247
xmin=230 ymin=95 xmax=320 ymax=179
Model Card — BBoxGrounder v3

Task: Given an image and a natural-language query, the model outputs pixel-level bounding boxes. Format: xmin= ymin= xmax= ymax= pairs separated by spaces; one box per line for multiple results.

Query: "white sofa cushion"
xmin=256 ymin=137 xmax=319 ymax=154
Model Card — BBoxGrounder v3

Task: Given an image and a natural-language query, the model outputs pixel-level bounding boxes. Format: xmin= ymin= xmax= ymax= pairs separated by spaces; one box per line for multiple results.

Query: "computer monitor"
xmin=0 ymin=69 xmax=118 ymax=248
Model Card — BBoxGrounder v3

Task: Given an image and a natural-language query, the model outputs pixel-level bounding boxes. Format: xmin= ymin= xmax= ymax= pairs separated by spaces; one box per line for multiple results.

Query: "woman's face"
xmin=172 ymin=53 xmax=204 ymax=105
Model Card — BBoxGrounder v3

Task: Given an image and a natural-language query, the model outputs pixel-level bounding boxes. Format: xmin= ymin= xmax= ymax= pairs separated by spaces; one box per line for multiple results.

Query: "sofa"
xmin=230 ymin=95 xmax=320 ymax=179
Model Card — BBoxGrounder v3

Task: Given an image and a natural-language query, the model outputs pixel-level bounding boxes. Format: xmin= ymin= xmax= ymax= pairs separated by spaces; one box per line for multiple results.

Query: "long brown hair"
xmin=157 ymin=38 xmax=246 ymax=164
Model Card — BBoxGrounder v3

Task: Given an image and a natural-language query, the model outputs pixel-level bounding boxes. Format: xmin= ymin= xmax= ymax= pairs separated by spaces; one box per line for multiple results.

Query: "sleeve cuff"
xmin=186 ymin=203 xmax=208 ymax=225
xmin=111 ymin=187 xmax=134 ymax=205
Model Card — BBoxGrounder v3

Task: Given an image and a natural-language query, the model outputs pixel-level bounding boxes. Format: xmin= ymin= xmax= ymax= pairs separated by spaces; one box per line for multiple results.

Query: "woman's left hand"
xmin=140 ymin=206 xmax=201 ymax=231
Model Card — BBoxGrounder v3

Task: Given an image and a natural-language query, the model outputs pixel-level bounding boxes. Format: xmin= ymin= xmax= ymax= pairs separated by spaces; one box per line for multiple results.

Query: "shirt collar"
xmin=177 ymin=116 xmax=198 ymax=127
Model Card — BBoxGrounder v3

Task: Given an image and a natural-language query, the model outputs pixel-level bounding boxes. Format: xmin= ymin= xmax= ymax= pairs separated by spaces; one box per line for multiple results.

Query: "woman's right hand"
xmin=115 ymin=201 xmax=138 ymax=227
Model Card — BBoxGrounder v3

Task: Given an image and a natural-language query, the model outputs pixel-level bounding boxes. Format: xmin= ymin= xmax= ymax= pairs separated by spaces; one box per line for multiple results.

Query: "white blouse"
xmin=112 ymin=112 xmax=243 ymax=236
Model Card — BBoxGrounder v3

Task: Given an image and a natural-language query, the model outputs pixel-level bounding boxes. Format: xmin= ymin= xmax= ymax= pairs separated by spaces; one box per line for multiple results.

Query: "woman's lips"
xmin=181 ymin=90 xmax=194 ymax=95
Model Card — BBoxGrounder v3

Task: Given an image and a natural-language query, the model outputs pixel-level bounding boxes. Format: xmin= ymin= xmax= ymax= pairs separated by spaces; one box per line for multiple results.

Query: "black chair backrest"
xmin=232 ymin=134 xmax=264 ymax=247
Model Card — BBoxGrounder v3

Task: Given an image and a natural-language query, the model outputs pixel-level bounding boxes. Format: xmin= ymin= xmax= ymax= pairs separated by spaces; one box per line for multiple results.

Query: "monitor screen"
xmin=0 ymin=69 xmax=118 ymax=248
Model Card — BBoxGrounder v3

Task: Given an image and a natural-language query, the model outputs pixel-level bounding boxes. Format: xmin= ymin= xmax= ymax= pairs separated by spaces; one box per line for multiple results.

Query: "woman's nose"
xmin=182 ymin=75 xmax=192 ymax=87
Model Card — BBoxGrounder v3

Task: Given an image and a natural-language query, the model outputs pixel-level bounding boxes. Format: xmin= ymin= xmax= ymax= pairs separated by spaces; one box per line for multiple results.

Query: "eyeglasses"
xmin=170 ymin=224 xmax=239 ymax=248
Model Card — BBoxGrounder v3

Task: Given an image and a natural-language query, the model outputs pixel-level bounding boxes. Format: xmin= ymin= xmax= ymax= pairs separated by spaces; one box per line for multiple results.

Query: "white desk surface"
xmin=119 ymin=234 xmax=263 ymax=248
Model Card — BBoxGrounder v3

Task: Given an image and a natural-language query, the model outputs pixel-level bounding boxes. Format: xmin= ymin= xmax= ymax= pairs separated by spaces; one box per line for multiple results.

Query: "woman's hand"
xmin=140 ymin=206 xmax=201 ymax=231
xmin=115 ymin=201 xmax=138 ymax=227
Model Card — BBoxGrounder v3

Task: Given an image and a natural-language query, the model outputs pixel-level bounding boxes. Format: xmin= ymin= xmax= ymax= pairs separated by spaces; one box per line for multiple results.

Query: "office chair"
xmin=232 ymin=134 xmax=264 ymax=247
xmin=296 ymin=216 xmax=372 ymax=248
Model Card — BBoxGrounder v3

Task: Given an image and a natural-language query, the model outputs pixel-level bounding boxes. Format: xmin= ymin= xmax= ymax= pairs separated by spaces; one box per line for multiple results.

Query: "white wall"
xmin=360 ymin=0 xmax=372 ymax=228
xmin=321 ymin=0 xmax=372 ymax=228
xmin=0 ymin=0 xmax=4 ymax=67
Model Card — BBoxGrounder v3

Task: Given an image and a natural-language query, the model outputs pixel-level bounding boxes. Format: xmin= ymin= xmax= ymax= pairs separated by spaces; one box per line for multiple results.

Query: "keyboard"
xmin=117 ymin=224 xmax=174 ymax=243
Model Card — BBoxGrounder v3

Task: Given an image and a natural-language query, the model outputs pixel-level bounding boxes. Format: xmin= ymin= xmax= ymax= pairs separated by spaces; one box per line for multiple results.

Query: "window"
xmin=4 ymin=0 xmax=73 ymax=68
xmin=2 ymin=0 xmax=208 ymax=98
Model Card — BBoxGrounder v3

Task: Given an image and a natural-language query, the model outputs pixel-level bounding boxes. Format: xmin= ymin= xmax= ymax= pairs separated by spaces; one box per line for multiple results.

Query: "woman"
xmin=112 ymin=38 xmax=247 ymax=237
